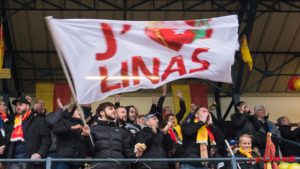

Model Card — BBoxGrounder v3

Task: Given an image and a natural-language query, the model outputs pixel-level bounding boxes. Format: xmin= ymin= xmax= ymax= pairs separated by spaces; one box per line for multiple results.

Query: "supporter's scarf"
xmin=238 ymin=148 xmax=253 ymax=158
xmin=194 ymin=118 xmax=216 ymax=159
xmin=10 ymin=110 xmax=31 ymax=142
xmin=168 ymin=120 xmax=183 ymax=144
xmin=194 ymin=118 xmax=216 ymax=145
xmin=0 ymin=111 xmax=8 ymax=123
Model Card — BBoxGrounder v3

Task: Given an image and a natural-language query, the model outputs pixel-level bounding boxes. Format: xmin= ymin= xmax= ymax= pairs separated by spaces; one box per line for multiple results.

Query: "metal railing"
xmin=0 ymin=157 xmax=299 ymax=169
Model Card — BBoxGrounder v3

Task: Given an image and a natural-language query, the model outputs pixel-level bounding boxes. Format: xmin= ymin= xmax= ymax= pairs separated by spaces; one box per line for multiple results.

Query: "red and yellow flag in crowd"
xmin=36 ymin=83 xmax=71 ymax=112
xmin=171 ymin=84 xmax=208 ymax=122
xmin=264 ymin=132 xmax=279 ymax=169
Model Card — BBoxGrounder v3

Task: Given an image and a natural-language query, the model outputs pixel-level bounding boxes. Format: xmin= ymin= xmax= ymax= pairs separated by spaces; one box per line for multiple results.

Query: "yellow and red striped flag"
xmin=264 ymin=132 xmax=279 ymax=169
xmin=0 ymin=22 xmax=4 ymax=69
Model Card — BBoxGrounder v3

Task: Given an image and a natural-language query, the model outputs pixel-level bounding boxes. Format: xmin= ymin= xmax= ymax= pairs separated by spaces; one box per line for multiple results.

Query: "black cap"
xmin=12 ymin=96 xmax=31 ymax=105
xmin=144 ymin=112 xmax=159 ymax=121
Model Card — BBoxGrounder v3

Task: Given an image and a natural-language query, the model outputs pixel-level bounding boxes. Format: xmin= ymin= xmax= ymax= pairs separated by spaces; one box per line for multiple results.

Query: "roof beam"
xmin=13 ymin=50 xmax=300 ymax=55
xmin=3 ymin=0 xmax=300 ymax=15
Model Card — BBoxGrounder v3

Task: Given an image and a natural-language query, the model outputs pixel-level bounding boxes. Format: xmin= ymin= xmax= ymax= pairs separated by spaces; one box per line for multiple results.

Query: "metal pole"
xmin=45 ymin=16 xmax=94 ymax=146
xmin=46 ymin=157 xmax=52 ymax=169
xmin=231 ymin=156 xmax=238 ymax=169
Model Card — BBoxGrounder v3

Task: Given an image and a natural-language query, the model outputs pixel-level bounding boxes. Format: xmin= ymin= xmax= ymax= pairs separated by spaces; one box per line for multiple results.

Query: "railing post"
xmin=46 ymin=157 xmax=52 ymax=169
xmin=231 ymin=156 xmax=238 ymax=169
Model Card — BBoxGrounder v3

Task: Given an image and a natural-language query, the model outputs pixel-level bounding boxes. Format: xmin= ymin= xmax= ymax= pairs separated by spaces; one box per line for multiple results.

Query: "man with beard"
xmin=82 ymin=102 xmax=136 ymax=169
xmin=125 ymin=105 xmax=140 ymax=136
xmin=113 ymin=94 xmax=140 ymax=136
xmin=116 ymin=106 xmax=136 ymax=169
xmin=2 ymin=96 xmax=51 ymax=169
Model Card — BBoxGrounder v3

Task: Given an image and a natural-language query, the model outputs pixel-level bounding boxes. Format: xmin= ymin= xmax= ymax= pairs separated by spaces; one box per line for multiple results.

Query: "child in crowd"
xmin=234 ymin=134 xmax=262 ymax=169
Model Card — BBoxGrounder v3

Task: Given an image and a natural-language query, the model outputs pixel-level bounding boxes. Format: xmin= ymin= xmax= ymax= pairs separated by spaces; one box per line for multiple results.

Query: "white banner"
xmin=46 ymin=15 xmax=239 ymax=104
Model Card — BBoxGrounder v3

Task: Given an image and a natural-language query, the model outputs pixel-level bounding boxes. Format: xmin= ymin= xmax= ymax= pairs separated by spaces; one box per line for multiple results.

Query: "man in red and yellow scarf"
xmin=2 ymin=96 xmax=51 ymax=169
xmin=180 ymin=106 xmax=224 ymax=169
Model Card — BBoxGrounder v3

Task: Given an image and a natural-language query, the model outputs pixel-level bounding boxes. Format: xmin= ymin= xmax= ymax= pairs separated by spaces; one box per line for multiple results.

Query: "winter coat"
xmin=135 ymin=127 xmax=173 ymax=169
xmin=278 ymin=125 xmax=300 ymax=157
xmin=52 ymin=112 xmax=86 ymax=159
xmin=4 ymin=113 xmax=51 ymax=169
xmin=82 ymin=120 xmax=135 ymax=169
xmin=231 ymin=113 xmax=262 ymax=147
xmin=180 ymin=120 xmax=224 ymax=168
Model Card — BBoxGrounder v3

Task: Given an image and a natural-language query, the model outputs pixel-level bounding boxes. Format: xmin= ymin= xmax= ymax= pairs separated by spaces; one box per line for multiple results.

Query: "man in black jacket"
xmin=3 ymin=96 xmax=51 ymax=169
xmin=230 ymin=101 xmax=262 ymax=149
xmin=277 ymin=116 xmax=300 ymax=157
xmin=82 ymin=102 xmax=135 ymax=169
xmin=180 ymin=106 xmax=224 ymax=169
xmin=135 ymin=112 xmax=173 ymax=169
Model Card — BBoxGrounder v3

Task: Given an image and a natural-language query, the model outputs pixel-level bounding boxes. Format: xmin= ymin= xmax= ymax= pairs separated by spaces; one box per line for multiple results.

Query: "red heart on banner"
xmin=145 ymin=28 xmax=196 ymax=51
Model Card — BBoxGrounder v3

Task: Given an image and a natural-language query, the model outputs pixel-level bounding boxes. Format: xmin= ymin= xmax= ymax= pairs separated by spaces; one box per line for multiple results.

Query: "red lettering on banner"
xmin=132 ymin=56 xmax=160 ymax=85
xmin=121 ymin=62 xmax=129 ymax=88
xmin=96 ymin=23 xmax=117 ymax=61
xmin=99 ymin=66 xmax=121 ymax=93
xmin=98 ymin=54 xmax=210 ymax=94
xmin=121 ymin=24 xmax=131 ymax=35
xmin=161 ymin=55 xmax=187 ymax=81
xmin=189 ymin=48 xmax=210 ymax=73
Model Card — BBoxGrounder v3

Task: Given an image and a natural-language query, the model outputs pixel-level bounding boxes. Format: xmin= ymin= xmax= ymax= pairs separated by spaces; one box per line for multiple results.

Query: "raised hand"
xmin=56 ymin=98 xmax=64 ymax=109
xmin=81 ymin=125 xmax=90 ymax=136
xmin=176 ymin=90 xmax=183 ymax=99
xmin=191 ymin=103 xmax=197 ymax=113
xmin=152 ymin=96 xmax=158 ymax=104
xmin=71 ymin=124 xmax=83 ymax=130
xmin=115 ymin=94 xmax=121 ymax=103
xmin=206 ymin=114 xmax=213 ymax=125
xmin=162 ymin=84 xmax=167 ymax=96
xmin=0 ymin=145 xmax=5 ymax=155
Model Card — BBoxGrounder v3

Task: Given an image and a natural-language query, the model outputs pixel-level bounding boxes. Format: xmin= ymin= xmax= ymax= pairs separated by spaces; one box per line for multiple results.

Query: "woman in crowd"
xmin=52 ymin=103 xmax=86 ymax=169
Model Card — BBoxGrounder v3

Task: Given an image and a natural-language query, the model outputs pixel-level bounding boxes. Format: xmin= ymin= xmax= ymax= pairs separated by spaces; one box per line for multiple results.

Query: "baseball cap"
xmin=144 ymin=112 xmax=159 ymax=121
xmin=12 ymin=96 xmax=31 ymax=105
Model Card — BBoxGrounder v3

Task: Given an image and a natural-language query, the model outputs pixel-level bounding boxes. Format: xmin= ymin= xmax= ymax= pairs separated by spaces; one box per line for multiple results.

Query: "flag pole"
xmin=225 ymin=140 xmax=242 ymax=169
xmin=45 ymin=16 xmax=94 ymax=146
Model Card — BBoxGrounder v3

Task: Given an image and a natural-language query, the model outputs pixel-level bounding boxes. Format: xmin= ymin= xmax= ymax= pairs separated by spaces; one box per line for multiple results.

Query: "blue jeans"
xmin=56 ymin=163 xmax=71 ymax=169
xmin=181 ymin=163 xmax=208 ymax=169
xmin=47 ymin=152 xmax=58 ymax=169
